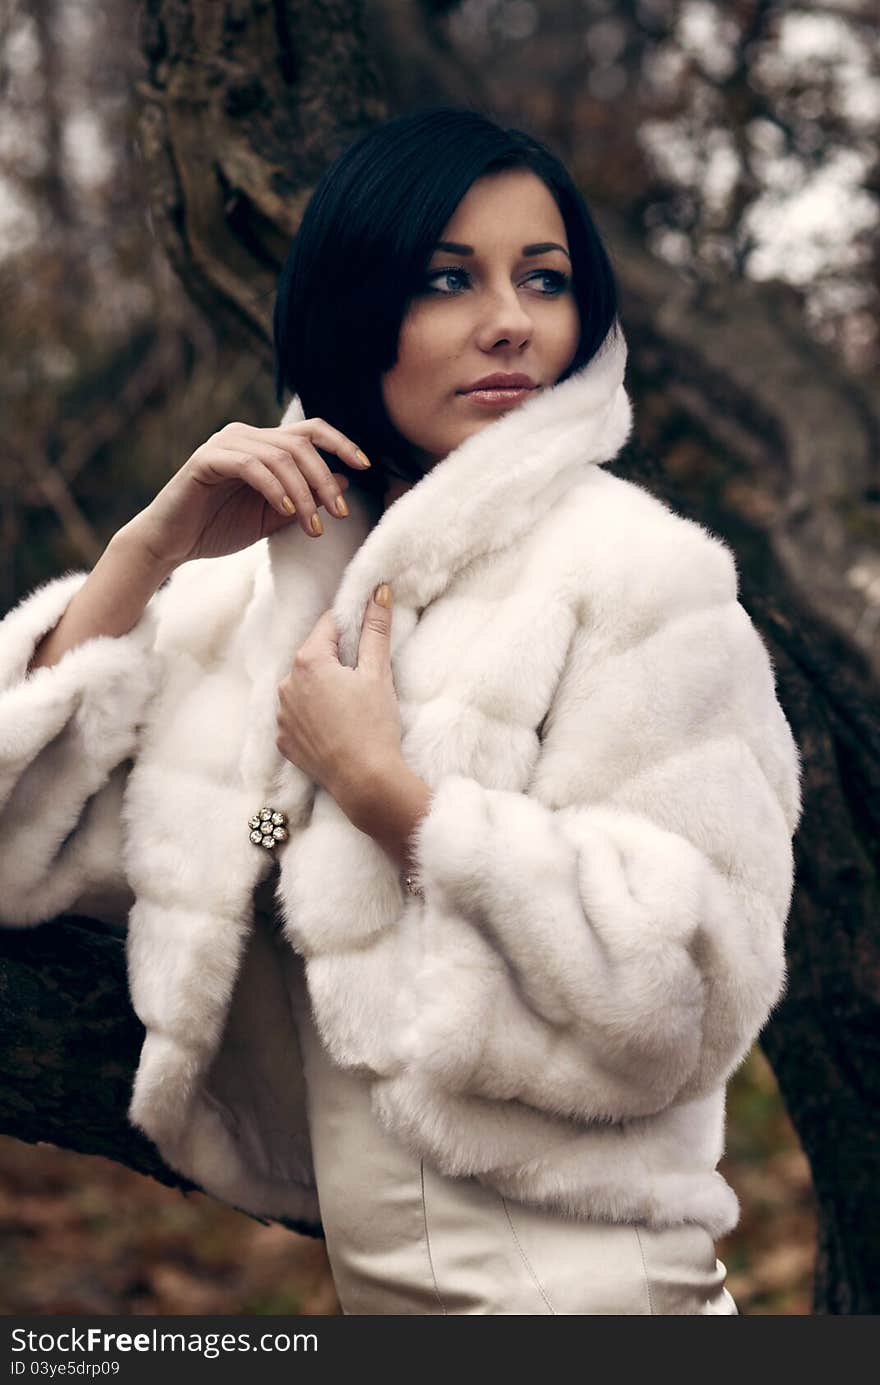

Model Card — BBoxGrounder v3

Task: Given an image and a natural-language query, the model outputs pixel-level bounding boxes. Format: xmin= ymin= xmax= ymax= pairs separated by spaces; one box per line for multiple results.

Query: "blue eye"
xmin=529 ymin=269 xmax=570 ymax=295
xmin=424 ymin=266 xmax=469 ymax=294
xmin=422 ymin=266 xmax=570 ymax=296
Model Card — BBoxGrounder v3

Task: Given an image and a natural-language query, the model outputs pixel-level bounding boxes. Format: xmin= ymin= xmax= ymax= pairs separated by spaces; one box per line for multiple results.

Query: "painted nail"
xmin=355 ymin=449 xmax=371 ymax=468
xmin=375 ymin=582 xmax=392 ymax=607
xmin=335 ymin=494 xmax=349 ymax=517
xmin=310 ymin=513 xmax=323 ymax=536
xmin=281 ymin=495 xmax=296 ymax=515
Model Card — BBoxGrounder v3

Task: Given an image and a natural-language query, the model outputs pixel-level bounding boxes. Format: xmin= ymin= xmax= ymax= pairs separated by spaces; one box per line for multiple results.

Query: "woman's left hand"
xmin=276 ymin=583 xmax=402 ymax=813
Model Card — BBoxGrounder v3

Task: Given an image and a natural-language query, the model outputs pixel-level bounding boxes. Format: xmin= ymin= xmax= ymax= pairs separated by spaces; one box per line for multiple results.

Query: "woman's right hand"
xmin=130 ymin=418 xmax=372 ymax=568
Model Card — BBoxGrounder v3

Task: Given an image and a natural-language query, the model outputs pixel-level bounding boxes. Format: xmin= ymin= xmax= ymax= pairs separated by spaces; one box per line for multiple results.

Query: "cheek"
xmin=382 ymin=323 xmax=437 ymax=428
xmin=381 ymin=369 xmax=419 ymax=440
xmin=553 ymin=300 xmax=581 ymax=371
xmin=395 ymin=315 xmax=437 ymax=386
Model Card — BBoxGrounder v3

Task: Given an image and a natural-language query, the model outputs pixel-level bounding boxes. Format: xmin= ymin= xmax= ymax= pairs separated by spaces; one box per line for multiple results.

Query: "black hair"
xmin=273 ymin=104 xmax=619 ymax=504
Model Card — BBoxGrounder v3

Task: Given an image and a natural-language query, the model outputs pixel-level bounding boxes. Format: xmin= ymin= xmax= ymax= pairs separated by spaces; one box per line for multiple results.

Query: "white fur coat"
xmin=0 ymin=322 xmax=803 ymax=1240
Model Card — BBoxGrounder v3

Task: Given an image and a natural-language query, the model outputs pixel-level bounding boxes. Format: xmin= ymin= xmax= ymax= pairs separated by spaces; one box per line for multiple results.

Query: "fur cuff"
xmin=0 ymin=572 xmax=163 ymax=770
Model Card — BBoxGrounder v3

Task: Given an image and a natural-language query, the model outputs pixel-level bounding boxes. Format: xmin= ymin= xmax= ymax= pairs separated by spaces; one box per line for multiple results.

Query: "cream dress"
xmin=254 ymin=869 xmax=738 ymax=1316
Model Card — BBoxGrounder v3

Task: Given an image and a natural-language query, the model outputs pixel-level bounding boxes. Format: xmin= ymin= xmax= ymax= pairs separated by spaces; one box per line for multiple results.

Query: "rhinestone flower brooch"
xmin=249 ymin=806 xmax=289 ymax=850
xmin=401 ymin=870 xmax=425 ymax=899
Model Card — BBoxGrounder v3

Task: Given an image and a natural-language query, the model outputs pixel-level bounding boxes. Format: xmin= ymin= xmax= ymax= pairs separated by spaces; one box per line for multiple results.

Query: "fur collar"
xmin=274 ymin=319 xmax=632 ymax=670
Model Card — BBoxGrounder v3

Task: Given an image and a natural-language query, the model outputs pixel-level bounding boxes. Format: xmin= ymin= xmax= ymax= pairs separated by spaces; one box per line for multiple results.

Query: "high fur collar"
xmin=275 ymin=320 xmax=632 ymax=669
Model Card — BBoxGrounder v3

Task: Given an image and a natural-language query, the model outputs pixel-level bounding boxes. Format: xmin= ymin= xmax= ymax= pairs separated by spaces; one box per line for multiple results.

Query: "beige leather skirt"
xmin=288 ymin=967 xmax=738 ymax=1317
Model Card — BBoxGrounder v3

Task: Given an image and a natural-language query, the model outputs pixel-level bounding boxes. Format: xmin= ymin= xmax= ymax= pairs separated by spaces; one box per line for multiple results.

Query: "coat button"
xmin=401 ymin=869 xmax=425 ymax=899
xmin=248 ymin=806 xmax=289 ymax=849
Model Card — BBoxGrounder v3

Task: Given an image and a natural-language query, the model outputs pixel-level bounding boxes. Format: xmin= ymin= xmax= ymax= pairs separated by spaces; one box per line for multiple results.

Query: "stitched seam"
xmin=419 ymin=1160 xmax=447 ymax=1315
xmin=634 ymin=1226 xmax=656 ymax=1316
xmin=501 ymin=1197 xmax=556 ymax=1315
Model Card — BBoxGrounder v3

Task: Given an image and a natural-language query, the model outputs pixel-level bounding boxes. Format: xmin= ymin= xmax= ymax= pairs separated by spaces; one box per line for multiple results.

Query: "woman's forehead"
xmin=435 ymin=174 xmax=568 ymax=252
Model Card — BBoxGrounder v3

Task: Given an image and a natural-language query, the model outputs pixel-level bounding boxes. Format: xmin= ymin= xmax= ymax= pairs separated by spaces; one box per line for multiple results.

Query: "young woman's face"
xmin=380 ymin=168 xmax=581 ymax=474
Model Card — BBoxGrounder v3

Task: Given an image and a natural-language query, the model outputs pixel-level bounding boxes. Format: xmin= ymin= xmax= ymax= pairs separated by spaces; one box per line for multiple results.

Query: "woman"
xmin=0 ymin=107 xmax=802 ymax=1314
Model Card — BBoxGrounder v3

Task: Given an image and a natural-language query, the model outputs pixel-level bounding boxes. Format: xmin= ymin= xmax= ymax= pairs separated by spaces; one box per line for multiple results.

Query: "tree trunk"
xmin=1 ymin=0 xmax=877 ymax=1312
xmin=603 ymin=209 xmax=880 ymax=1315
xmin=0 ymin=916 xmax=319 ymax=1240
xmin=135 ymin=0 xmax=389 ymax=346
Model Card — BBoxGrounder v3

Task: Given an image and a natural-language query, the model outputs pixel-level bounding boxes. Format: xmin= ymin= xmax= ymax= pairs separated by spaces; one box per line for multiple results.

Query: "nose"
xmin=474 ymin=281 xmax=534 ymax=352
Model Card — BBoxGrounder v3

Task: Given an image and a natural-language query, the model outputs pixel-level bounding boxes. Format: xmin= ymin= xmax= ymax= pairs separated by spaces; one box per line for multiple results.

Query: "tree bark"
xmin=604 ymin=209 xmax=880 ymax=1314
xmin=0 ymin=916 xmax=320 ymax=1240
xmin=1 ymin=0 xmax=878 ymax=1313
xmin=135 ymin=0 xmax=389 ymax=346
xmin=561 ymin=212 xmax=880 ymax=1318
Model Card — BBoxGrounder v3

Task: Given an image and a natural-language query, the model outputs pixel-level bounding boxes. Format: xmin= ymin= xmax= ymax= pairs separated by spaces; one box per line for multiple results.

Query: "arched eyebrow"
xmin=433 ymin=240 xmax=571 ymax=260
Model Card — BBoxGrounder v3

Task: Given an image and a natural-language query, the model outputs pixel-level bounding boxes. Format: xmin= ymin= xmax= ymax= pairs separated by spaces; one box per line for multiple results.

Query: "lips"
xmin=459 ymin=380 xmax=539 ymax=410
xmin=460 ymin=372 xmax=537 ymax=392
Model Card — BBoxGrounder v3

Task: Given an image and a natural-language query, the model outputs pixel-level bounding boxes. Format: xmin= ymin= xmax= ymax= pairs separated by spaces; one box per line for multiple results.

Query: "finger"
xmin=243 ymin=418 xmax=371 ymax=471
xmin=241 ymin=437 xmax=351 ymax=496
xmin=281 ymin=435 xmax=353 ymax=521
xmin=205 ymin=449 xmax=299 ymax=519
xmin=231 ymin=440 xmax=347 ymax=536
xmin=296 ymin=609 xmax=340 ymax=662
xmin=356 ymin=583 xmax=393 ymax=673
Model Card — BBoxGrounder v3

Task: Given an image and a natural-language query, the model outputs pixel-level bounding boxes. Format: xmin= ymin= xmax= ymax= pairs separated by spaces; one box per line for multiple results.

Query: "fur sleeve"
xmin=0 ymin=571 xmax=164 ymax=926
xmin=403 ymin=596 xmax=804 ymax=1123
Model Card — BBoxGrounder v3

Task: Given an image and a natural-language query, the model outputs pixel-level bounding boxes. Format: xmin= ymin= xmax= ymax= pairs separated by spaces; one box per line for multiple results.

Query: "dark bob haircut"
xmin=273 ymin=105 xmax=619 ymax=505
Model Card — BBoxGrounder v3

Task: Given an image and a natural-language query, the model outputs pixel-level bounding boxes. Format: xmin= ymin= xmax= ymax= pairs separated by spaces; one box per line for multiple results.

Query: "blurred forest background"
xmin=1 ymin=0 xmax=878 ymax=1316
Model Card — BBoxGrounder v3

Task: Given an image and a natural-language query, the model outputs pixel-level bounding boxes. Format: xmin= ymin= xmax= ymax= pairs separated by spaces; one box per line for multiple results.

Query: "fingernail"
xmin=375 ymin=582 xmax=391 ymax=607
xmin=355 ymin=449 xmax=371 ymax=468
xmin=335 ymin=494 xmax=349 ymax=517
xmin=281 ymin=495 xmax=296 ymax=515
xmin=310 ymin=513 xmax=323 ymax=536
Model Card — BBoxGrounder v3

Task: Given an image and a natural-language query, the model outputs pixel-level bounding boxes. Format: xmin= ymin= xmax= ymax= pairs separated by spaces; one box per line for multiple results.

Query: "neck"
xmin=383 ymin=476 xmax=415 ymax=512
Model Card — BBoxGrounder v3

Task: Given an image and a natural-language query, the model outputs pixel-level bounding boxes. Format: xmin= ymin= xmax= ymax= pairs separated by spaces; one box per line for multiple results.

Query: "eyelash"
xmin=422 ymin=266 xmax=570 ymax=297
